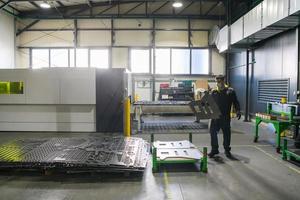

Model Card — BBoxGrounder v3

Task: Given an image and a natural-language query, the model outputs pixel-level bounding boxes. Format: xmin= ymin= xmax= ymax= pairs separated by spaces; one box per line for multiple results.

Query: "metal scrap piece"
xmin=189 ymin=93 xmax=221 ymax=119
xmin=157 ymin=149 xmax=202 ymax=160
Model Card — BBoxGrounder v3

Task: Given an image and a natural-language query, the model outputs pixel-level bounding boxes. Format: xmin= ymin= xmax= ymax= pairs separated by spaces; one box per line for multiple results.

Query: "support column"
xmin=244 ymin=49 xmax=250 ymax=122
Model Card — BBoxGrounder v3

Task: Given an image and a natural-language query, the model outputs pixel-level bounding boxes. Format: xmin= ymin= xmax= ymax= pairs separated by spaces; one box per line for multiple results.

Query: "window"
xmin=191 ymin=49 xmax=209 ymax=74
xmin=171 ymin=49 xmax=190 ymax=74
xmin=70 ymin=49 xmax=75 ymax=67
xmin=50 ymin=49 xmax=68 ymax=67
xmin=155 ymin=48 xmax=170 ymax=74
xmin=32 ymin=49 xmax=49 ymax=68
xmin=76 ymin=48 xmax=89 ymax=68
xmin=130 ymin=49 xmax=150 ymax=73
xmin=90 ymin=49 xmax=109 ymax=68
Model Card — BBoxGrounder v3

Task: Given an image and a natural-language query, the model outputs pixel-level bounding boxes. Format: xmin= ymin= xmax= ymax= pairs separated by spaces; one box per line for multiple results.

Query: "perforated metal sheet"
xmin=141 ymin=122 xmax=208 ymax=133
xmin=0 ymin=137 xmax=150 ymax=172
xmin=134 ymin=101 xmax=190 ymax=106
xmin=189 ymin=93 xmax=221 ymax=120
xmin=157 ymin=149 xmax=202 ymax=160
xmin=153 ymin=140 xmax=196 ymax=149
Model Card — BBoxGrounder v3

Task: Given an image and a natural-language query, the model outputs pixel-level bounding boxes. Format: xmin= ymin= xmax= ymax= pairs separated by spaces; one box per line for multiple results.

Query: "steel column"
xmin=244 ymin=49 xmax=250 ymax=121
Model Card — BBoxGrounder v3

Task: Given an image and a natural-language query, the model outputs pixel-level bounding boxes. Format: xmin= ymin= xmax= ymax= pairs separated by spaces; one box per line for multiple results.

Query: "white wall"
xmin=0 ymin=68 xmax=96 ymax=132
xmin=0 ymin=11 xmax=15 ymax=68
xmin=212 ymin=49 xmax=226 ymax=75
xmin=0 ymin=105 xmax=95 ymax=132
xmin=0 ymin=68 xmax=96 ymax=104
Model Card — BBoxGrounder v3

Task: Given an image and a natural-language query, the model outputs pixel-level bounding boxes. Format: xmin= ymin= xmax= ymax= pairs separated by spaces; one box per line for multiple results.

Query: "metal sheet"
xmin=244 ymin=3 xmax=262 ymax=38
xmin=231 ymin=17 xmax=244 ymax=44
xmin=189 ymin=93 xmax=221 ymax=119
xmin=153 ymin=140 xmax=196 ymax=149
xmin=290 ymin=0 xmax=300 ymax=15
xmin=0 ymin=137 xmax=150 ymax=172
xmin=262 ymin=0 xmax=289 ymax=28
xmin=157 ymin=149 xmax=202 ymax=160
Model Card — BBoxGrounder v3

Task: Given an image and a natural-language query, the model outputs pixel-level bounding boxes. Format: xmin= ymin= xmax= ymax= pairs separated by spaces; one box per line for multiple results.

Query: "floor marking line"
xmin=163 ymin=170 xmax=172 ymax=200
xmin=178 ymin=183 xmax=185 ymax=200
xmin=253 ymin=146 xmax=300 ymax=174
xmin=231 ymin=144 xmax=271 ymax=147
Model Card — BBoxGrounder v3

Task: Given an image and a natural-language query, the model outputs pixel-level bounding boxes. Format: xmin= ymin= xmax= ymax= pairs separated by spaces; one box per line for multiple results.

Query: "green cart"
xmin=282 ymin=137 xmax=300 ymax=162
xmin=254 ymin=103 xmax=300 ymax=153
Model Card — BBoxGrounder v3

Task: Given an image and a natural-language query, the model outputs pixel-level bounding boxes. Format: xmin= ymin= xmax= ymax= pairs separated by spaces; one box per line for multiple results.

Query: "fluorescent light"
xmin=172 ymin=1 xmax=183 ymax=8
xmin=40 ymin=2 xmax=51 ymax=9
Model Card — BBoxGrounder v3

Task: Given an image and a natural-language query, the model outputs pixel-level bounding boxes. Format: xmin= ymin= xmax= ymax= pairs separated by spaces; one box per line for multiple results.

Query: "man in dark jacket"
xmin=209 ymin=75 xmax=241 ymax=158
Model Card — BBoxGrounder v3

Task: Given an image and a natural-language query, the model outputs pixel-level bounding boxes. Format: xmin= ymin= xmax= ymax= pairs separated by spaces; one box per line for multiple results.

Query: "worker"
xmin=209 ymin=75 xmax=241 ymax=158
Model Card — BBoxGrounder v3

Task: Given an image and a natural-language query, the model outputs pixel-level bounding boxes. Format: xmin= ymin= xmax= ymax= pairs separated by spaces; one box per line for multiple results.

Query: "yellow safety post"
xmin=124 ymin=97 xmax=131 ymax=137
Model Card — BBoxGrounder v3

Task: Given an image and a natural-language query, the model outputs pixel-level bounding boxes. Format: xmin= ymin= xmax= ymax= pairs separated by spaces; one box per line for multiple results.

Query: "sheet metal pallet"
xmin=150 ymin=133 xmax=207 ymax=173
xmin=0 ymin=137 xmax=150 ymax=174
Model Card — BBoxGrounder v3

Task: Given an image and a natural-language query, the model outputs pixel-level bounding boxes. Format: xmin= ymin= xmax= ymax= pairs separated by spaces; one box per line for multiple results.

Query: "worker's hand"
xmin=236 ymin=112 xmax=241 ymax=120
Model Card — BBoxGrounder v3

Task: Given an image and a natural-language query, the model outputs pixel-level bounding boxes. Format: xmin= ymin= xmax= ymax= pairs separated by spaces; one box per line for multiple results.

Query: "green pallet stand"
xmin=151 ymin=133 xmax=207 ymax=173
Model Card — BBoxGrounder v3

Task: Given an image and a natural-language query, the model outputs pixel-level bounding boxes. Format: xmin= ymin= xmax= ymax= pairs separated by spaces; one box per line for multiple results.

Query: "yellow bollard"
xmin=124 ymin=97 xmax=131 ymax=137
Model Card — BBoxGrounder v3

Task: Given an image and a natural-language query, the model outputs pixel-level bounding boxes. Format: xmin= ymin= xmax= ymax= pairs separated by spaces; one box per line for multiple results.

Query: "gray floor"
xmin=0 ymin=119 xmax=299 ymax=200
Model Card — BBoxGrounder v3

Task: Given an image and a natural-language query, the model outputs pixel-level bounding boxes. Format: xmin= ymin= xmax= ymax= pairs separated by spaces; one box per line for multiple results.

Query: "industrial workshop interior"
xmin=0 ymin=0 xmax=300 ymax=199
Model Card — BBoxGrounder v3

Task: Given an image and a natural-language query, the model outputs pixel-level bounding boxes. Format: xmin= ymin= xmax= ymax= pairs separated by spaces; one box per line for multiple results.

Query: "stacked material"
xmin=0 ymin=137 xmax=150 ymax=173
xmin=255 ymin=113 xmax=277 ymax=120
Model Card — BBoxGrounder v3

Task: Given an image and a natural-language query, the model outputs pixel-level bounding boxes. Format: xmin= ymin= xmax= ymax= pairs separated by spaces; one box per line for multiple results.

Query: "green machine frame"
xmin=151 ymin=133 xmax=208 ymax=173
xmin=282 ymin=138 xmax=300 ymax=161
xmin=254 ymin=103 xmax=297 ymax=153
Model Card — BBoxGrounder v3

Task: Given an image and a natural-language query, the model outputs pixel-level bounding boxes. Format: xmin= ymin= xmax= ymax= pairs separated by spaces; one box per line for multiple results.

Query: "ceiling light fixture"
xmin=40 ymin=2 xmax=51 ymax=9
xmin=172 ymin=1 xmax=183 ymax=8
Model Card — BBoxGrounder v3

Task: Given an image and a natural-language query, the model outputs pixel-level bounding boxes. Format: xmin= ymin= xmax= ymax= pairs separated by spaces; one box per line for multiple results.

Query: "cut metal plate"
xmin=189 ymin=93 xmax=221 ymax=119
xmin=153 ymin=140 xmax=196 ymax=149
xmin=157 ymin=149 xmax=202 ymax=160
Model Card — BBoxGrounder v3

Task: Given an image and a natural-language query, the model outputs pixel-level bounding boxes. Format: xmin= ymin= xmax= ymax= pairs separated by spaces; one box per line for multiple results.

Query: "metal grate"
xmin=258 ymin=79 xmax=289 ymax=103
xmin=0 ymin=137 xmax=150 ymax=173
xmin=141 ymin=122 xmax=208 ymax=133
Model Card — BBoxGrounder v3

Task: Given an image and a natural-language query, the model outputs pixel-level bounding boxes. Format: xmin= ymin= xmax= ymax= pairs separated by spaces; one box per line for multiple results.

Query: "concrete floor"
xmin=0 ymin=119 xmax=299 ymax=200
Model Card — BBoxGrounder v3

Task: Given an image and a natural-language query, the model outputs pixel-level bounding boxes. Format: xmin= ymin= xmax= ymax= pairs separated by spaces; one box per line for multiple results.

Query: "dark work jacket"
xmin=211 ymin=87 xmax=240 ymax=120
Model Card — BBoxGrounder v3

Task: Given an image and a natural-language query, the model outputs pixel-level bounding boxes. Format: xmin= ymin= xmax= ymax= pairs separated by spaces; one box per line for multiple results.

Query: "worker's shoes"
xmin=225 ymin=151 xmax=232 ymax=158
xmin=208 ymin=151 xmax=219 ymax=158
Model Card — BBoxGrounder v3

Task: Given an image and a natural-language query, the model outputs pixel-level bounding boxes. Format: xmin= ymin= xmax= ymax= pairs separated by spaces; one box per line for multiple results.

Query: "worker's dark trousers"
xmin=210 ymin=118 xmax=231 ymax=152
